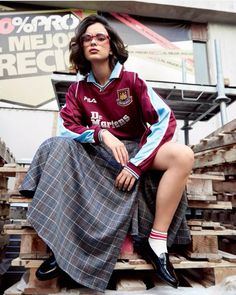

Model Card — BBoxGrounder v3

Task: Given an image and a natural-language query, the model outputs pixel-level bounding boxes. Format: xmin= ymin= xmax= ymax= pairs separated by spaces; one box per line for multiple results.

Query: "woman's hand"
xmin=115 ymin=168 xmax=136 ymax=191
xmin=102 ymin=130 xmax=129 ymax=166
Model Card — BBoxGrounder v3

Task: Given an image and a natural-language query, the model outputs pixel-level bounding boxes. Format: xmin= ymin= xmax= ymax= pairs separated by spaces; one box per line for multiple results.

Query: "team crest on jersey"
xmin=116 ymin=88 xmax=132 ymax=106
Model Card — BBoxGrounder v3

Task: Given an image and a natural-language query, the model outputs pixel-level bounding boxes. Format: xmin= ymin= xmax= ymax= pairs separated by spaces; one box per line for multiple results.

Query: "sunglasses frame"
xmin=81 ymin=32 xmax=110 ymax=45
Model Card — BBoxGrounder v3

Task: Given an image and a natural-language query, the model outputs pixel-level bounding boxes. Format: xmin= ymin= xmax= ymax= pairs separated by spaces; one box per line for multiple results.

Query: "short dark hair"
xmin=69 ymin=14 xmax=128 ymax=75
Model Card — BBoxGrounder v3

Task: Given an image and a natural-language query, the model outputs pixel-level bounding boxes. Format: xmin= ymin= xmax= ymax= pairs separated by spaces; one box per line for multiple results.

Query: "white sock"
xmin=148 ymin=229 xmax=168 ymax=256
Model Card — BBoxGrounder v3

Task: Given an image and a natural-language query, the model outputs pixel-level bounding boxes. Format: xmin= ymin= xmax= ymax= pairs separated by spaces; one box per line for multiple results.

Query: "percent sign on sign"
xmin=12 ymin=16 xmax=34 ymax=33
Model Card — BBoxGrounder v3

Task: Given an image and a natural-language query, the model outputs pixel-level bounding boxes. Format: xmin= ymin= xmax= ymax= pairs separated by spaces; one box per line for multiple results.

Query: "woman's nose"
xmin=90 ymin=38 xmax=97 ymax=45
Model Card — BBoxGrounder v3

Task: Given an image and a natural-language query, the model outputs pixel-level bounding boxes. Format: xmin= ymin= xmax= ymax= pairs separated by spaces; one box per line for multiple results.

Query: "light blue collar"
xmin=87 ymin=62 xmax=123 ymax=86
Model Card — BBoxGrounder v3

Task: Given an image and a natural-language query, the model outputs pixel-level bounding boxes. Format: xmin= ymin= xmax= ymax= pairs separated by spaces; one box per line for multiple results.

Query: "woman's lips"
xmin=89 ymin=48 xmax=99 ymax=53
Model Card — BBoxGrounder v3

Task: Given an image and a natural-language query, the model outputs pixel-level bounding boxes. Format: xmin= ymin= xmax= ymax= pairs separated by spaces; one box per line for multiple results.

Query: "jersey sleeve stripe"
xmin=129 ymin=84 xmax=173 ymax=168
xmin=58 ymin=115 xmax=95 ymax=143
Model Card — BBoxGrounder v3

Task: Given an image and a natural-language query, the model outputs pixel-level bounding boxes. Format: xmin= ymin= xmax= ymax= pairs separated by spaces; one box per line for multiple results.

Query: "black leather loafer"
xmin=142 ymin=240 xmax=179 ymax=288
xmin=36 ymin=254 xmax=62 ymax=281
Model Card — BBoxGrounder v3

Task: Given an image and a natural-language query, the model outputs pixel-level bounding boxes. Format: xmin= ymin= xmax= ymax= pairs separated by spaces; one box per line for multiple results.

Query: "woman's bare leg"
xmin=151 ymin=142 xmax=194 ymax=232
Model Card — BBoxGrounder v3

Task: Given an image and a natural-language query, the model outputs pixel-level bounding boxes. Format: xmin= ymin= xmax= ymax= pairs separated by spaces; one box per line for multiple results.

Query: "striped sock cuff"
xmin=149 ymin=229 xmax=167 ymax=240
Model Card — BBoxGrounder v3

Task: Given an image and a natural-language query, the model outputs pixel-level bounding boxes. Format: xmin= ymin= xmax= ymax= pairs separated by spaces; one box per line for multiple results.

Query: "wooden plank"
xmin=187 ymin=194 xmax=216 ymax=201
xmin=186 ymin=251 xmax=222 ymax=262
xmin=20 ymin=234 xmax=48 ymax=259
xmin=4 ymin=229 xmax=37 ymax=235
xmin=180 ymin=274 xmax=205 ymax=288
xmin=187 ymin=220 xmax=203 ymax=226
xmin=14 ymin=172 xmax=27 ymax=191
xmin=0 ymin=175 xmax=8 ymax=190
xmin=24 ymin=268 xmax=60 ymax=294
xmin=194 ymin=145 xmax=236 ymax=169
xmin=4 ymin=222 xmax=32 ymax=230
xmin=169 ymin=255 xmax=182 ymax=264
xmin=213 ymin=180 xmax=236 ymax=193
xmin=174 ymin=259 xmax=236 ymax=269
xmin=3 ymin=281 xmax=23 ymax=295
xmin=0 ymin=234 xmax=9 ymax=248
xmin=188 ymin=235 xmax=218 ymax=255
xmin=202 ymin=221 xmax=221 ymax=228
xmin=192 ymin=133 xmax=236 ymax=153
xmin=9 ymin=197 xmax=31 ymax=203
xmin=182 ymin=268 xmax=214 ymax=288
xmin=214 ymin=267 xmax=236 ymax=284
xmin=194 ymin=165 xmax=236 ymax=176
xmin=128 ymin=259 xmax=147 ymax=265
xmin=188 ymin=200 xmax=232 ymax=209
xmin=0 ymin=140 xmax=15 ymax=164
xmin=0 ymin=194 xmax=9 ymax=202
xmin=190 ymin=229 xmax=236 ymax=236
xmin=11 ymin=257 xmax=236 ymax=270
xmin=0 ymin=203 xmax=10 ymax=216
xmin=195 ymin=119 xmax=236 ymax=141
xmin=190 ymin=226 xmax=202 ymax=231
xmin=218 ymin=250 xmax=236 ymax=262
xmin=189 ymin=173 xmax=225 ymax=180
xmin=0 ymin=167 xmax=28 ymax=177
xmin=116 ymin=278 xmax=146 ymax=291
xmin=188 ymin=220 xmax=226 ymax=230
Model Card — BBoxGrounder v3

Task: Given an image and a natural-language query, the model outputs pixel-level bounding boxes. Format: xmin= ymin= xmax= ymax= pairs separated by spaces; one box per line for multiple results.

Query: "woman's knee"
xmin=152 ymin=142 xmax=194 ymax=172
xmin=174 ymin=145 xmax=194 ymax=171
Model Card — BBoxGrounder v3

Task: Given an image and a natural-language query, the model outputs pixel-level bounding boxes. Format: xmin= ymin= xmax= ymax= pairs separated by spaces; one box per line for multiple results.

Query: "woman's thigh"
xmin=150 ymin=141 xmax=194 ymax=171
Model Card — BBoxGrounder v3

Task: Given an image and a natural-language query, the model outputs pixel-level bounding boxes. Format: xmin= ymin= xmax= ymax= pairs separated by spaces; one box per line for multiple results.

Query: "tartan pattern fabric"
xmin=19 ymin=137 xmax=190 ymax=292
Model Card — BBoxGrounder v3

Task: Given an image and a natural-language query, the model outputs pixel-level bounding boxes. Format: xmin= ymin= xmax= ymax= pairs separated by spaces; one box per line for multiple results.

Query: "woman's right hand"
xmin=102 ymin=130 xmax=129 ymax=166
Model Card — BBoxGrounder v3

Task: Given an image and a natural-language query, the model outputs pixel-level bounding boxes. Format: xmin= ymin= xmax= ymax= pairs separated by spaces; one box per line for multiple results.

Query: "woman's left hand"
xmin=115 ymin=168 xmax=136 ymax=191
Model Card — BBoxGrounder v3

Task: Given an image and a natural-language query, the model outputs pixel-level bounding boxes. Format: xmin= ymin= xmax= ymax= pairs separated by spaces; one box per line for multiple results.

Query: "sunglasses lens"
xmin=96 ymin=33 xmax=107 ymax=42
xmin=82 ymin=34 xmax=92 ymax=43
xmin=81 ymin=33 xmax=109 ymax=45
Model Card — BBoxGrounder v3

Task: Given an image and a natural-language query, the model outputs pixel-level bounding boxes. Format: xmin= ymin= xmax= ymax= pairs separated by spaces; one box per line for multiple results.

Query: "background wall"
xmin=0 ymin=106 xmax=57 ymax=160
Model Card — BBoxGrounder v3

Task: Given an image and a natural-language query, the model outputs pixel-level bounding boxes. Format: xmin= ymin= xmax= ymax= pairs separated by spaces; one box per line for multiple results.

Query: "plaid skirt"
xmin=19 ymin=136 xmax=190 ymax=292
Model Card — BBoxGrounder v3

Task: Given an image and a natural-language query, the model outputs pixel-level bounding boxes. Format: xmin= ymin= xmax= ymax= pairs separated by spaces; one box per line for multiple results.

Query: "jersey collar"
xmin=87 ymin=62 xmax=123 ymax=85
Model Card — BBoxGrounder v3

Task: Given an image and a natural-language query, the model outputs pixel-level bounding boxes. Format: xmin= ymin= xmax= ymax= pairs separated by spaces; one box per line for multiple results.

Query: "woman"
xmin=20 ymin=14 xmax=194 ymax=291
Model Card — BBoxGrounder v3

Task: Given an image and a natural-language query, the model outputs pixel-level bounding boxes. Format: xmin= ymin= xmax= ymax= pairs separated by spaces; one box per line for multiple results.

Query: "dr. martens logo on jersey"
xmin=116 ymin=88 xmax=132 ymax=107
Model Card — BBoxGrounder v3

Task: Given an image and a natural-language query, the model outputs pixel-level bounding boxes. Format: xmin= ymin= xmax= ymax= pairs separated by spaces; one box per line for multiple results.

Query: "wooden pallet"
xmin=2 ymin=166 xmax=236 ymax=293
xmin=4 ymin=222 xmax=236 ymax=294
xmin=4 ymin=255 xmax=236 ymax=294
xmin=0 ymin=138 xmax=15 ymax=166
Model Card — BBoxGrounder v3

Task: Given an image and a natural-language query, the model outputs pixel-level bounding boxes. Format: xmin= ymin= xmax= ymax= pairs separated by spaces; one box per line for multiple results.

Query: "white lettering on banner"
xmin=9 ymin=36 xmax=31 ymax=51
xmin=37 ymin=50 xmax=55 ymax=72
xmin=16 ymin=52 xmax=37 ymax=75
xmin=0 ymin=14 xmax=79 ymax=35
xmin=8 ymin=32 xmax=74 ymax=52
xmin=0 ymin=49 xmax=70 ymax=76
xmin=90 ymin=111 xmax=130 ymax=128
xmin=0 ymin=54 xmax=17 ymax=75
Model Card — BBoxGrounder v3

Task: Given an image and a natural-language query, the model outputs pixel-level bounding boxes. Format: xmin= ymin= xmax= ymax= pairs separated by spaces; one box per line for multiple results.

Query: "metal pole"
xmin=182 ymin=119 xmax=191 ymax=145
xmin=181 ymin=58 xmax=192 ymax=145
xmin=214 ymin=39 xmax=230 ymax=126
xmin=181 ymin=58 xmax=192 ymax=144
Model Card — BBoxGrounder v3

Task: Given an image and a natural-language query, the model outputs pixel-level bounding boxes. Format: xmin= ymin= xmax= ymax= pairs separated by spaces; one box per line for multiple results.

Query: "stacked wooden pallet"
xmin=2 ymin=163 xmax=236 ymax=294
xmin=192 ymin=118 xmax=236 ymax=257
xmin=0 ymin=173 xmax=10 ymax=292
xmin=0 ymin=140 xmax=15 ymax=293
xmin=0 ymin=138 xmax=15 ymax=167
xmin=182 ymin=118 xmax=236 ymax=286
xmin=4 ymin=220 xmax=236 ymax=293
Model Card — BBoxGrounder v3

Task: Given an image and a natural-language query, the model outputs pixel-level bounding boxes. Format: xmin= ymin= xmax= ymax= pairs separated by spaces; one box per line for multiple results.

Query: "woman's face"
xmin=82 ymin=22 xmax=111 ymax=64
